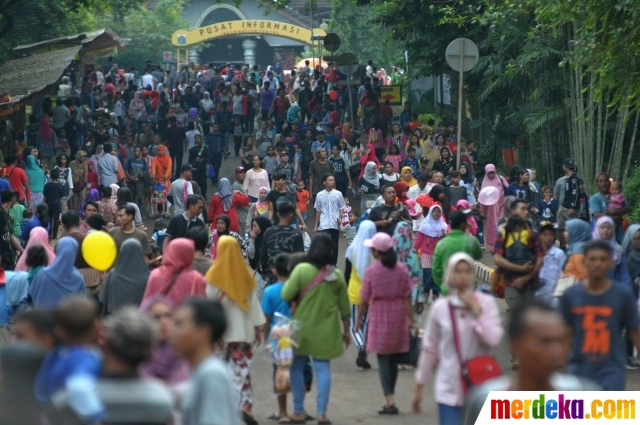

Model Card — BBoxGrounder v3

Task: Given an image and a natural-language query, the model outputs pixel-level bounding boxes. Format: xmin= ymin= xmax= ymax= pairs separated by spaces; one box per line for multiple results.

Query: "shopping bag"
xmin=206 ymin=161 xmax=216 ymax=178
xmin=302 ymin=231 xmax=311 ymax=251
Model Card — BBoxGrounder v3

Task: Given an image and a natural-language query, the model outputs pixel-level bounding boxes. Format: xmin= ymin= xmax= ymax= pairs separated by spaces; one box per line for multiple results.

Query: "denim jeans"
xmin=291 ymin=355 xmax=330 ymax=415
xmin=438 ymin=403 xmax=462 ymax=425
xmin=423 ymin=267 xmax=440 ymax=297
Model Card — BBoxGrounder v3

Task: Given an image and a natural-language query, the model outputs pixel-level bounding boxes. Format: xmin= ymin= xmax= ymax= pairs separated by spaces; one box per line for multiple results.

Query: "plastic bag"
xmin=302 ymin=231 xmax=311 ymax=251
xmin=206 ymin=162 xmax=216 ymax=178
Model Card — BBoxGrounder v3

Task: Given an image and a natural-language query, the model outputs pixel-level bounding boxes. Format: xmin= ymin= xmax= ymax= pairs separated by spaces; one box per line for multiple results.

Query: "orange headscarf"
xmin=152 ymin=145 xmax=172 ymax=184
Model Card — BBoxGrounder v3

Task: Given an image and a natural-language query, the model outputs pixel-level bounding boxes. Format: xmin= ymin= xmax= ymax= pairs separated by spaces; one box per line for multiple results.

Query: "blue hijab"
xmin=28 ymin=237 xmax=85 ymax=308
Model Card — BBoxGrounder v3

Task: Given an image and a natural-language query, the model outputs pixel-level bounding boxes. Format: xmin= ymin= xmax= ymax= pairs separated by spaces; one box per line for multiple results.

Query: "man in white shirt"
xmin=141 ymin=69 xmax=156 ymax=89
xmin=58 ymin=77 xmax=72 ymax=97
xmin=314 ymin=173 xmax=346 ymax=265
xmin=185 ymin=122 xmax=201 ymax=151
xmin=168 ymin=164 xmax=195 ymax=217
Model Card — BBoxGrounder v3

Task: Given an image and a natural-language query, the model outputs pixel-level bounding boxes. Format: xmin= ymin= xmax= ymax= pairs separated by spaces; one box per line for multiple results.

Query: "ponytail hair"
xmin=36 ymin=203 xmax=50 ymax=229
xmin=378 ymin=248 xmax=397 ymax=269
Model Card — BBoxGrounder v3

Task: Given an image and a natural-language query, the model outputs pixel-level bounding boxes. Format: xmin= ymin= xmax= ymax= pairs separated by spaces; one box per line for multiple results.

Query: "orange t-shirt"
xmin=296 ymin=189 xmax=310 ymax=213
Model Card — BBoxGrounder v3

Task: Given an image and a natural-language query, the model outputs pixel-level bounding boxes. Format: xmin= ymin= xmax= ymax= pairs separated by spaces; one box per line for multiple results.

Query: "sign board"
xmin=380 ymin=85 xmax=402 ymax=106
xmin=172 ymin=20 xmax=327 ymax=47
xmin=324 ymin=33 xmax=341 ymax=52
xmin=162 ymin=51 xmax=173 ymax=62
xmin=445 ymin=38 xmax=479 ymax=72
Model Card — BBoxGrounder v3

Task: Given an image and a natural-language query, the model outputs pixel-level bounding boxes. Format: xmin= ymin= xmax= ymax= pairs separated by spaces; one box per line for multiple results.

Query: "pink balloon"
xmin=478 ymin=186 xmax=500 ymax=206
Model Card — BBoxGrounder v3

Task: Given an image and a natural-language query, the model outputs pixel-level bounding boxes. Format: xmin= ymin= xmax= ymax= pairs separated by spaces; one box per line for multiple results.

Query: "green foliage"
xmin=328 ymin=0 xmax=402 ymax=72
xmin=625 ymin=164 xmax=640 ymax=223
xmin=94 ymin=0 xmax=190 ymax=70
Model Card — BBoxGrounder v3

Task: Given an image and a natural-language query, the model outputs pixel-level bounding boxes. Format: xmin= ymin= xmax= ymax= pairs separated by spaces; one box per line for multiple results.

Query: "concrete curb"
xmin=475 ymin=261 xmax=493 ymax=286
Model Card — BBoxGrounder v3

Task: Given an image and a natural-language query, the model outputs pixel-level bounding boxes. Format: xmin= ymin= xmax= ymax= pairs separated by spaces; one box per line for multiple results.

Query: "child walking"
xmin=43 ymin=168 xmax=65 ymax=240
xmin=414 ymin=205 xmax=449 ymax=302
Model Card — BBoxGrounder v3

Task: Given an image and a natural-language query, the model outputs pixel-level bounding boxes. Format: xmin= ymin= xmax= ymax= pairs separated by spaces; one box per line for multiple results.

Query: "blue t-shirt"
xmin=261 ymin=282 xmax=291 ymax=333
xmin=401 ymin=157 xmax=419 ymax=176
xmin=539 ymin=198 xmax=559 ymax=222
xmin=560 ymin=283 xmax=639 ymax=391
xmin=506 ymin=183 xmax=528 ymax=201
xmin=0 ymin=178 xmax=11 ymax=201
xmin=260 ymin=90 xmax=276 ymax=111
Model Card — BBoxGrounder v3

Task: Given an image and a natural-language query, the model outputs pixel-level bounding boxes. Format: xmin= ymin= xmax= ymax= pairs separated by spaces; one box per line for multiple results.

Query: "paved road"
xmin=160 ymin=156 xmax=640 ymax=425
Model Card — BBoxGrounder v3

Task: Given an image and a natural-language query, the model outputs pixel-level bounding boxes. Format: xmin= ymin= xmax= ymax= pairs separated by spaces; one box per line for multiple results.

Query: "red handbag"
xmin=449 ymin=302 xmax=501 ymax=393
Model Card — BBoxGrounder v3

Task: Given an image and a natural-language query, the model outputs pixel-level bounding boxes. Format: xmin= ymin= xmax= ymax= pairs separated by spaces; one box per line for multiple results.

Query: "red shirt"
xmin=271 ymin=96 xmax=291 ymax=116
xmin=208 ymin=192 xmax=250 ymax=232
xmin=0 ymin=165 xmax=29 ymax=201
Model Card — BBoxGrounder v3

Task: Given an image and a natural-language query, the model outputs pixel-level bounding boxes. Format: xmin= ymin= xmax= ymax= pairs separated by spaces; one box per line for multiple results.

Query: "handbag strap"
xmin=299 ymin=265 xmax=334 ymax=301
xmin=448 ymin=302 xmax=465 ymax=366
xmin=162 ymin=271 xmax=182 ymax=296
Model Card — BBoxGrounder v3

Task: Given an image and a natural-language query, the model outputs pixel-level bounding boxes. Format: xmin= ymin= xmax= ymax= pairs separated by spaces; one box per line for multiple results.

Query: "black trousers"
xmin=377 ymin=353 xmax=404 ymax=396
xmin=320 ymin=228 xmax=340 ymax=265
xmin=170 ymin=148 xmax=184 ymax=179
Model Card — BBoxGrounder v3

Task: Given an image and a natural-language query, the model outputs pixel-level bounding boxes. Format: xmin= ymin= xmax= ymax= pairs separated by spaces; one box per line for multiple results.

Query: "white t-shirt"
xmin=141 ymin=74 xmax=155 ymax=88
xmin=185 ymin=130 xmax=201 ymax=150
xmin=114 ymin=100 xmax=123 ymax=117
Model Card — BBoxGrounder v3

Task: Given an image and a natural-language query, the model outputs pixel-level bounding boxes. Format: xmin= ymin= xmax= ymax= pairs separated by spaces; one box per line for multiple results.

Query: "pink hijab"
xmin=481 ymin=164 xmax=506 ymax=192
xmin=141 ymin=238 xmax=206 ymax=305
xmin=15 ymin=227 xmax=56 ymax=272
xmin=39 ymin=116 xmax=54 ymax=141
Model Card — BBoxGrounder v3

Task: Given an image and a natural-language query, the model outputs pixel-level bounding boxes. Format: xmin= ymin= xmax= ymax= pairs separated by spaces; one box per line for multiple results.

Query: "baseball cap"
xmin=564 ymin=158 xmax=576 ymax=170
xmin=180 ymin=164 xmax=194 ymax=172
xmin=420 ymin=157 xmax=429 ymax=164
xmin=538 ymin=221 xmax=558 ymax=234
xmin=235 ymin=166 xmax=246 ymax=174
xmin=363 ymin=233 xmax=394 ymax=251
xmin=281 ymin=151 xmax=290 ymax=157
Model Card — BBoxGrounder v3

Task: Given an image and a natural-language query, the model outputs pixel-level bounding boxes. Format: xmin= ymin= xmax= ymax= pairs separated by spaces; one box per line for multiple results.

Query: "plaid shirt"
xmin=494 ymin=230 xmax=544 ymax=288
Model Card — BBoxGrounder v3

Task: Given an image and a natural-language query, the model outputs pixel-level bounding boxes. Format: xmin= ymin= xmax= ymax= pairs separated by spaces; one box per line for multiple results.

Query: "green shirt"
xmin=9 ymin=203 xmax=25 ymax=237
xmin=282 ymin=263 xmax=350 ymax=360
xmin=432 ymin=229 xmax=483 ymax=294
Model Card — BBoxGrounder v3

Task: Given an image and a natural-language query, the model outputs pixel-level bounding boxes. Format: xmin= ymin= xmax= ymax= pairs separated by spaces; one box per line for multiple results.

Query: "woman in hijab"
xmin=37 ymin=116 xmax=57 ymax=170
xmin=345 ymin=220 xmax=377 ymax=369
xmin=208 ymin=178 xmax=250 ymax=233
xmin=151 ymin=145 xmax=172 ymax=187
xmin=592 ymin=216 xmax=632 ymax=287
xmin=358 ymin=144 xmax=380 ymax=178
xmin=394 ymin=181 xmax=410 ymax=204
xmin=15 ymin=227 xmax=55 ymax=272
xmin=99 ymin=239 xmax=150 ymax=316
xmin=400 ymin=166 xmax=418 ymax=188
xmin=459 ymin=162 xmax=477 ymax=204
xmin=456 ymin=199 xmax=478 ymax=236
xmin=90 ymin=144 xmax=105 ymax=167
xmin=86 ymin=159 xmax=99 ymax=190
xmin=206 ymin=214 xmax=247 ymax=259
xmin=25 ymin=155 xmax=47 ymax=212
xmin=79 ymin=188 xmax=100 ymax=219
xmin=358 ymin=161 xmax=382 ymax=213
xmin=393 ymin=221 xmax=423 ymax=314
xmin=247 ymin=216 xmax=272 ymax=272
xmin=205 ymin=236 xmax=266 ymax=424
xmin=480 ymin=164 xmax=508 ymax=253
xmin=28 ymin=237 xmax=85 ymax=308
xmin=415 ymin=205 xmax=449 ymax=301
xmin=142 ymin=238 xmax=206 ymax=305
xmin=69 ymin=150 xmax=88 ymax=212
xmin=129 ymin=91 xmax=145 ymax=122
xmin=139 ymin=295 xmax=190 ymax=418
xmin=527 ymin=169 xmax=541 ymax=221
xmin=246 ymin=187 xmax=270 ymax=228
xmin=432 ymin=146 xmax=455 ymax=179
xmin=413 ymin=253 xmax=502 ymax=424
xmin=562 ymin=218 xmax=592 ymax=281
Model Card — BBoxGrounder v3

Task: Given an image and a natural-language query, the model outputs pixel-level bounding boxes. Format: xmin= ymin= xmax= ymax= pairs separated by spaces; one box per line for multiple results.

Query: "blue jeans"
xmin=291 ymin=355 xmax=330 ymax=415
xmin=423 ymin=268 xmax=440 ymax=297
xmin=438 ymin=403 xmax=462 ymax=425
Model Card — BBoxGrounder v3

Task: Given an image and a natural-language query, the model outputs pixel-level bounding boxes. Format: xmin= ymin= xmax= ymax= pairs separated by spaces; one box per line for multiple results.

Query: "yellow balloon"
xmin=82 ymin=231 xmax=117 ymax=271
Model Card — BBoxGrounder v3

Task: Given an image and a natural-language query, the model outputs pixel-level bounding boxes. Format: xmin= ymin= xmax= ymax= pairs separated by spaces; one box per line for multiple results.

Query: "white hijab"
xmin=418 ymin=205 xmax=448 ymax=237
xmin=345 ymin=221 xmax=377 ymax=279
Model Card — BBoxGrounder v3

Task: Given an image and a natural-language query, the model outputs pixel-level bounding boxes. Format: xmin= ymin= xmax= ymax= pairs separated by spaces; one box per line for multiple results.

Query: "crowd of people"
xmin=0 ymin=55 xmax=639 ymax=425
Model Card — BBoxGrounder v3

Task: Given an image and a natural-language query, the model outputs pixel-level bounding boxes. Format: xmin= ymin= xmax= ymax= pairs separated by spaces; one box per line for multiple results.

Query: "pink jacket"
xmin=415 ymin=292 xmax=503 ymax=406
xmin=413 ymin=233 xmax=441 ymax=257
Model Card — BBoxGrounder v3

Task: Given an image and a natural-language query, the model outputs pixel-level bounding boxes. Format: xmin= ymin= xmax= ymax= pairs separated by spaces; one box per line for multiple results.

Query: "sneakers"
xmin=626 ymin=357 xmax=640 ymax=369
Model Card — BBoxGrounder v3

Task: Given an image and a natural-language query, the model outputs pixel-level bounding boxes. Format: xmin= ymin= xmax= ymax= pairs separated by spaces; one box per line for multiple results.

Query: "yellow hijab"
xmin=401 ymin=166 xmax=418 ymax=187
xmin=205 ymin=235 xmax=256 ymax=311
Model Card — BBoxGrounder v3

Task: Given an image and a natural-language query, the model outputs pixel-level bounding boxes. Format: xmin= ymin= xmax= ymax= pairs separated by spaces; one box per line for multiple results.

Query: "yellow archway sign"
xmin=172 ymin=20 xmax=327 ymax=47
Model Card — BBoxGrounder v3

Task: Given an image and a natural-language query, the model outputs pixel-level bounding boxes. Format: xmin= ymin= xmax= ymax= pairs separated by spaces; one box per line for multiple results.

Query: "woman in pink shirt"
xmin=412 ymin=252 xmax=503 ymax=424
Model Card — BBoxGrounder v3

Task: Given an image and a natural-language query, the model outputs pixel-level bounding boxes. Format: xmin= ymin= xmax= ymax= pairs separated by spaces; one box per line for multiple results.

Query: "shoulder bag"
xmin=162 ymin=272 xmax=182 ymax=296
xmin=449 ymin=302 xmax=501 ymax=393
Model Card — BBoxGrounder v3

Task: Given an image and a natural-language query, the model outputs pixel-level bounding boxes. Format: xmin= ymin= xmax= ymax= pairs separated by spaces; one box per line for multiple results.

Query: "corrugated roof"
xmin=12 ymin=29 xmax=125 ymax=54
xmin=0 ymin=46 xmax=81 ymax=97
